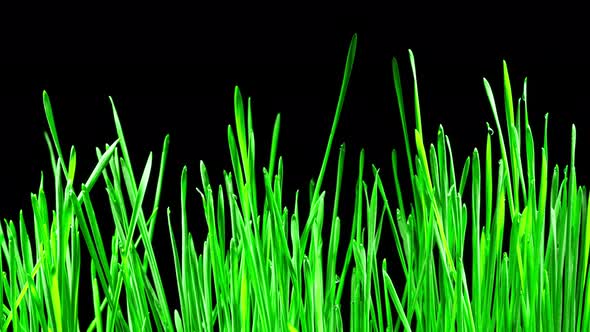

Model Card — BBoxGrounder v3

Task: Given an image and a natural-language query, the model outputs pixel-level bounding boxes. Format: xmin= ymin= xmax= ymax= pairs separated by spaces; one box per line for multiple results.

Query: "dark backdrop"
xmin=1 ymin=8 xmax=588 ymax=328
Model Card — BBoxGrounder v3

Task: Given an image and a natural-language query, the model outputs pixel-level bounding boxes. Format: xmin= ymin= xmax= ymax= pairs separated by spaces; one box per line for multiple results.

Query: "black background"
xmin=1 ymin=7 xmax=588 ymax=328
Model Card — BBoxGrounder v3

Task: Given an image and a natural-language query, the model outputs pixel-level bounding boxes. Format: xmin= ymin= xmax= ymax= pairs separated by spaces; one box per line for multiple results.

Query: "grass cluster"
xmin=1 ymin=34 xmax=589 ymax=331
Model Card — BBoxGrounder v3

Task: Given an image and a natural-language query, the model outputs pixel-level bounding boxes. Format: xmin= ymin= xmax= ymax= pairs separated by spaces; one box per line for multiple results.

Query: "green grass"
xmin=1 ymin=34 xmax=589 ymax=331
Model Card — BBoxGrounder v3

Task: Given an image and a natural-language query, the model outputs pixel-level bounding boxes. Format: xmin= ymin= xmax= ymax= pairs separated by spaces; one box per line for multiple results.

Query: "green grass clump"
xmin=1 ymin=34 xmax=589 ymax=331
